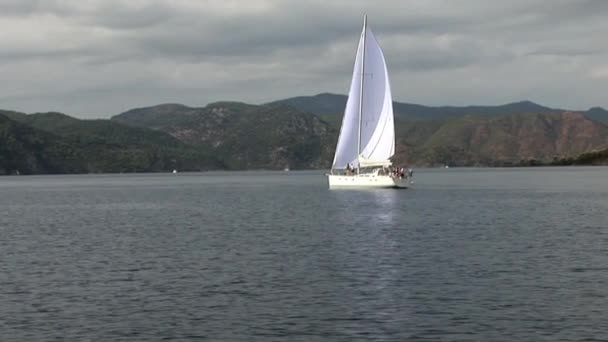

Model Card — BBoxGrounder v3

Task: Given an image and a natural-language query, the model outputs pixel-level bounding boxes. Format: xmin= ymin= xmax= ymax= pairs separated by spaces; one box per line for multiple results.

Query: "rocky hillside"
xmin=113 ymin=102 xmax=336 ymax=169
xmin=393 ymin=112 xmax=608 ymax=166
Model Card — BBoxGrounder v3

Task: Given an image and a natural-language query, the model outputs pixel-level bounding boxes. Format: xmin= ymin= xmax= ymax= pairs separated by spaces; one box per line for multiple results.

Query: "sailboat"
xmin=327 ymin=16 xmax=411 ymax=189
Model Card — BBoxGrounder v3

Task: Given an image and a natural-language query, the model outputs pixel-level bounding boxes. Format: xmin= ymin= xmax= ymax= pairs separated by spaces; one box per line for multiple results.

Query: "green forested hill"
xmin=0 ymin=114 xmax=83 ymax=174
xmin=0 ymin=112 xmax=223 ymax=175
xmin=2 ymin=111 xmax=79 ymax=130
xmin=572 ymin=148 xmax=608 ymax=165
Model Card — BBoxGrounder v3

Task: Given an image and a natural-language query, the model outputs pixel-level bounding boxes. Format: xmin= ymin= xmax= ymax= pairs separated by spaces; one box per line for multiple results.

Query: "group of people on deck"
xmin=345 ymin=164 xmax=413 ymax=179
xmin=388 ymin=167 xmax=410 ymax=179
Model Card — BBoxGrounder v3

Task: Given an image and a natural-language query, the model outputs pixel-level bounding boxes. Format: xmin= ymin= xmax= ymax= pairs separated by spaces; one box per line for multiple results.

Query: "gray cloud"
xmin=1 ymin=0 xmax=608 ymax=118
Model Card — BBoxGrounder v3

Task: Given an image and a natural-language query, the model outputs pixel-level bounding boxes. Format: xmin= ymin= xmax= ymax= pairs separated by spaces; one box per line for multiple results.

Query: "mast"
xmin=356 ymin=14 xmax=367 ymax=174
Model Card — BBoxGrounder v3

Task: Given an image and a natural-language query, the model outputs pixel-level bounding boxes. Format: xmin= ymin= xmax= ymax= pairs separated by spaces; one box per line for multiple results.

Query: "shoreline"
xmin=2 ymin=163 xmax=608 ymax=176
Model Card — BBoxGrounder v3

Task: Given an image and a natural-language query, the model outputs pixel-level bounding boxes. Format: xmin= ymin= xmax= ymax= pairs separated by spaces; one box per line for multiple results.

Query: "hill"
xmin=394 ymin=112 xmax=608 ymax=166
xmin=0 ymin=112 xmax=223 ymax=175
xmin=113 ymin=102 xmax=336 ymax=169
xmin=1 ymin=110 xmax=79 ymax=130
xmin=0 ymin=113 xmax=83 ymax=174
xmin=584 ymin=107 xmax=608 ymax=124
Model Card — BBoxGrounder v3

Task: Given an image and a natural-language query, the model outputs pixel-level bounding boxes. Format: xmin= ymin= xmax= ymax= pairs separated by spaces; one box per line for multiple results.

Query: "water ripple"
xmin=1 ymin=168 xmax=608 ymax=340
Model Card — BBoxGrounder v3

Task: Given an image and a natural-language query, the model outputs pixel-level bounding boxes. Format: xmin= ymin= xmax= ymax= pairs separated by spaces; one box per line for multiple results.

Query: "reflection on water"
xmin=329 ymin=188 xmax=400 ymax=225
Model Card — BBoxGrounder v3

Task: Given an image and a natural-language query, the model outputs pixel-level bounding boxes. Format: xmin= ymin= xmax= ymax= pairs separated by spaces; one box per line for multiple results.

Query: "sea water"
xmin=1 ymin=167 xmax=607 ymax=340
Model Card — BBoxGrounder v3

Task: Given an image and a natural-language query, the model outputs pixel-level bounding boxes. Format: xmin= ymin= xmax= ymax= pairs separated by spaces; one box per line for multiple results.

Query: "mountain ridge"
xmin=267 ymin=93 xmax=608 ymax=124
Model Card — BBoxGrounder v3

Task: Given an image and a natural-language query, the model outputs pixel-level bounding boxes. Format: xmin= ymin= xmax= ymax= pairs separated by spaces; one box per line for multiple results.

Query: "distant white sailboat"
xmin=327 ymin=16 xmax=411 ymax=189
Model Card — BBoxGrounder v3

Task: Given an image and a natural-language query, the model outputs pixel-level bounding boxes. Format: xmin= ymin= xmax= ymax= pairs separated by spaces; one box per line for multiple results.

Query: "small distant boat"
xmin=327 ymin=15 xmax=411 ymax=189
xmin=172 ymin=169 xmax=178 ymax=174
xmin=445 ymin=165 xmax=449 ymax=169
xmin=284 ymin=167 xmax=290 ymax=172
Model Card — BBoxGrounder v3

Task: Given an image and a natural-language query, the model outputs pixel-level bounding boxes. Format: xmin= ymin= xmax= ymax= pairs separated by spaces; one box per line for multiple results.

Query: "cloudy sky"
xmin=1 ymin=0 xmax=608 ymax=118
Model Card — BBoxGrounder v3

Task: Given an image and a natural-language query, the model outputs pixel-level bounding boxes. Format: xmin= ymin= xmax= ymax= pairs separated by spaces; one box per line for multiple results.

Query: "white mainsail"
xmin=332 ymin=16 xmax=395 ymax=170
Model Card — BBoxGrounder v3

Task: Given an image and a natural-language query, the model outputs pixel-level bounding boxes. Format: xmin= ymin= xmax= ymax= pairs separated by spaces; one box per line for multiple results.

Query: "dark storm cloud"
xmin=1 ymin=0 xmax=607 ymax=117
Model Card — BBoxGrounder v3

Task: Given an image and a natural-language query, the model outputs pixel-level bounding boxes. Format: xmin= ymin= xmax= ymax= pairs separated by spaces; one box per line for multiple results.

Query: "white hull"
xmin=328 ymin=174 xmax=410 ymax=189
